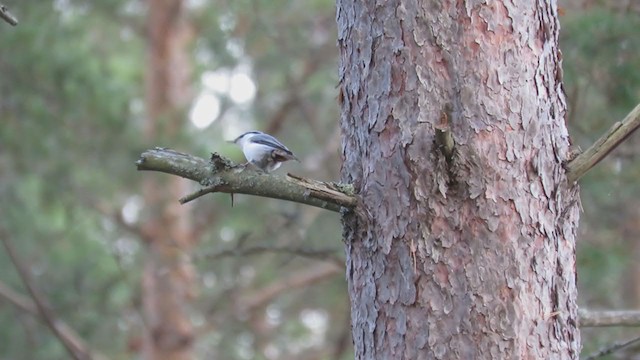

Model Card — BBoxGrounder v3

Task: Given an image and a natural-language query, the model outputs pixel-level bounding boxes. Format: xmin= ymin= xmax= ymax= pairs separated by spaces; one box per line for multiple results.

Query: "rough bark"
xmin=337 ymin=1 xmax=580 ymax=359
xmin=141 ymin=1 xmax=196 ymax=359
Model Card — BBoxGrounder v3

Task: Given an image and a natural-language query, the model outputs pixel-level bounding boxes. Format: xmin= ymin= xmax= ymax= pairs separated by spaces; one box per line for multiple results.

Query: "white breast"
xmin=242 ymin=142 xmax=273 ymax=163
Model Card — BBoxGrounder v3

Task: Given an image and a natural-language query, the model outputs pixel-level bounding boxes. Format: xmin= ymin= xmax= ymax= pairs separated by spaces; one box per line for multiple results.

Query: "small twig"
xmin=565 ymin=102 xmax=640 ymax=183
xmin=584 ymin=334 xmax=640 ymax=360
xmin=578 ymin=309 xmax=640 ymax=327
xmin=180 ymin=183 xmax=221 ymax=204
xmin=0 ymin=233 xmax=92 ymax=360
xmin=0 ymin=3 xmax=18 ymax=26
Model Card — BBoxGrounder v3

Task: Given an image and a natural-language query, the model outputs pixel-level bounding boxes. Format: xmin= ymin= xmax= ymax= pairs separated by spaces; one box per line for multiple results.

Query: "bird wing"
xmin=251 ymin=133 xmax=295 ymax=155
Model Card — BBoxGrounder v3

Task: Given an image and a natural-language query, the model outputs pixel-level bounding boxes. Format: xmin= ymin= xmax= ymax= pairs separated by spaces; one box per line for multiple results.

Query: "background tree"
xmin=139 ymin=0 xmax=197 ymax=358
xmin=0 ymin=0 xmax=638 ymax=359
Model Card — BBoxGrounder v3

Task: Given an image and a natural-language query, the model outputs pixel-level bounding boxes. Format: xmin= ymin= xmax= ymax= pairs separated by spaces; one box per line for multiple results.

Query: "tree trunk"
xmin=141 ymin=0 xmax=195 ymax=359
xmin=337 ymin=1 xmax=581 ymax=358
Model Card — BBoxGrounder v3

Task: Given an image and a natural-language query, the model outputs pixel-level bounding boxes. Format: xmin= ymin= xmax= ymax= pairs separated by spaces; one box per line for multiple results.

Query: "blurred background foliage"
xmin=561 ymin=1 xmax=640 ymax=356
xmin=0 ymin=0 xmax=638 ymax=359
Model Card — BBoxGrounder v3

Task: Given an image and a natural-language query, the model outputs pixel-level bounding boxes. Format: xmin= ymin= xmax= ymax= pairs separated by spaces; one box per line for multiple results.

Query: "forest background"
xmin=0 ymin=0 xmax=639 ymax=359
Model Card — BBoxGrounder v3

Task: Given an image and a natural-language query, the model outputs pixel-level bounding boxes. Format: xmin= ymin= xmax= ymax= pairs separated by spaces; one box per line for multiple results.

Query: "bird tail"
xmin=273 ymin=150 xmax=299 ymax=162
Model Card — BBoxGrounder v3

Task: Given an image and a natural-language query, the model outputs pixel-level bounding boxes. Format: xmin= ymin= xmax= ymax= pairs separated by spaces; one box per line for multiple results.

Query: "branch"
xmin=199 ymin=243 xmax=344 ymax=267
xmin=0 ymin=234 xmax=94 ymax=360
xmin=238 ymin=262 xmax=342 ymax=312
xmin=0 ymin=3 xmax=17 ymax=26
xmin=0 ymin=280 xmax=108 ymax=360
xmin=265 ymin=42 xmax=329 ymax=136
xmin=578 ymin=309 xmax=640 ymax=327
xmin=196 ymin=262 xmax=343 ymax=337
xmin=0 ymin=280 xmax=37 ymax=315
xmin=584 ymin=334 xmax=640 ymax=360
xmin=565 ymin=102 xmax=640 ymax=183
xmin=136 ymin=148 xmax=357 ymax=212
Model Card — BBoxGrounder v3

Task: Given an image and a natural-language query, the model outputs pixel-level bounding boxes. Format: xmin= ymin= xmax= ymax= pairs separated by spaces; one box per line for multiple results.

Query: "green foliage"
xmin=1 ymin=0 xmax=344 ymax=358
xmin=0 ymin=1 xmax=143 ymax=358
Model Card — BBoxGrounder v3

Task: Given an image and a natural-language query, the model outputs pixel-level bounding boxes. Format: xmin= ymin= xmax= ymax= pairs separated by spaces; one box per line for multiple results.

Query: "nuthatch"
xmin=231 ymin=131 xmax=299 ymax=172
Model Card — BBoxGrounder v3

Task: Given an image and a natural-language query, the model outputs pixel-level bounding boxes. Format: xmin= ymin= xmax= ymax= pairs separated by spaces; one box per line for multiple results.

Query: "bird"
xmin=231 ymin=131 xmax=299 ymax=172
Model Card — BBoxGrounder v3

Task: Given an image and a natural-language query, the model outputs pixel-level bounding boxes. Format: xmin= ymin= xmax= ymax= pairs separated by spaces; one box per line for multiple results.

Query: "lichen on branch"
xmin=136 ymin=148 xmax=357 ymax=212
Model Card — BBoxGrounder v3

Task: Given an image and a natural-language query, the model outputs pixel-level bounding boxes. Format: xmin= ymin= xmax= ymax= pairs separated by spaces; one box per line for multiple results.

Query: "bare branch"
xmin=136 ymin=148 xmax=357 ymax=212
xmin=0 ymin=280 xmax=38 ymax=315
xmin=199 ymin=243 xmax=344 ymax=266
xmin=565 ymin=102 xmax=640 ymax=183
xmin=0 ymin=280 xmax=109 ymax=359
xmin=0 ymin=233 xmax=94 ymax=360
xmin=584 ymin=334 xmax=640 ymax=360
xmin=265 ymin=43 xmax=330 ymax=136
xmin=0 ymin=3 xmax=18 ymax=26
xmin=579 ymin=309 xmax=640 ymax=327
xmin=238 ymin=262 xmax=342 ymax=312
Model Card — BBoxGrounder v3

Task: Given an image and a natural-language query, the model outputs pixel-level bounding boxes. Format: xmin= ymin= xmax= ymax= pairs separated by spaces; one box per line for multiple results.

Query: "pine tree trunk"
xmin=141 ymin=0 xmax=196 ymax=359
xmin=337 ymin=1 xmax=581 ymax=358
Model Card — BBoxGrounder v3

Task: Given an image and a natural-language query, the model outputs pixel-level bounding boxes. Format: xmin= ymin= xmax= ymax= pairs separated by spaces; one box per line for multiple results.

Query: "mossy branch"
xmin=136 ymin=148 xmax=357 ymax=212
